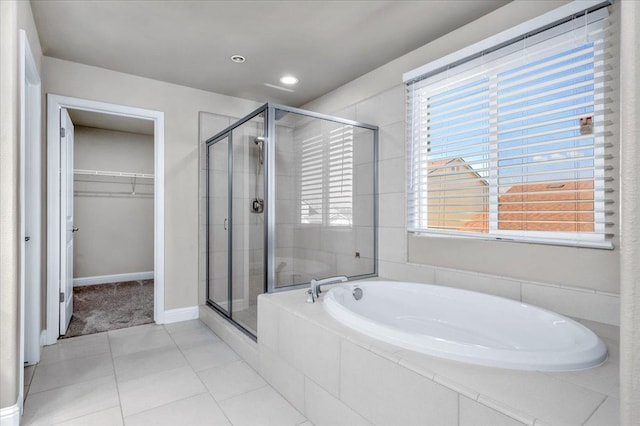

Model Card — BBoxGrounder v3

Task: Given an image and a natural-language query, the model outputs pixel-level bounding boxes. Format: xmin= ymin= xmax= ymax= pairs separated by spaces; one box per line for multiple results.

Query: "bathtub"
xmin=323 ymin=281 xmax=607 ymax=371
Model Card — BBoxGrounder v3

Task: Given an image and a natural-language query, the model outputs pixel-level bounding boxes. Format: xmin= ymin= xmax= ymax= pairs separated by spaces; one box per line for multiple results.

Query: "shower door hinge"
xmin=59 ymin=292 xmax=65 ymax=303
xmin=60 ymin=127 xmax=66 ymax=138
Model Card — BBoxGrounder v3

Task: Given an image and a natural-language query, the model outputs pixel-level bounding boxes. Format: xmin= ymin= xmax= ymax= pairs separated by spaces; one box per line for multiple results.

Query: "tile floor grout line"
xmin=107 ymin=330 xmax=127 ymax=425
xmin=581 ymin=395 xmax=609 ymax=426
xmin=163 ymin=322 xmax=235 ymax=425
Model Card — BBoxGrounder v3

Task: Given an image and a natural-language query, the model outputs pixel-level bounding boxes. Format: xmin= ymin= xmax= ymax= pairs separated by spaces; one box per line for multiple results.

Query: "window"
xmin=406 ymin=4 xmax=615 ymax=248
xmin=300 ymin=124 xmax=353 ymax=226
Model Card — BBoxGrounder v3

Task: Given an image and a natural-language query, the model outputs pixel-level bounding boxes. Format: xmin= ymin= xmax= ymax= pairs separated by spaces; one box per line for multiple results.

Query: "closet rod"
xmin=73 ymin=169 xmax=155 ymax=179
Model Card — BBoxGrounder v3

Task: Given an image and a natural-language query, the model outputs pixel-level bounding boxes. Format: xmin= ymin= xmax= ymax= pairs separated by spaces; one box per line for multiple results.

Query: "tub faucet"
xmin=307 ymin=276 xmax=348 ymax=303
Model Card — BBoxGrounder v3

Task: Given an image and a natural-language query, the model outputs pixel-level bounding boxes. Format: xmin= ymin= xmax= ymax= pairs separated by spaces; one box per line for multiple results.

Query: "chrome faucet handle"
xmin=306 ymin=289 xmax=315 ymax=304
xmin=310 ymin=275 xmax=348 ymax=298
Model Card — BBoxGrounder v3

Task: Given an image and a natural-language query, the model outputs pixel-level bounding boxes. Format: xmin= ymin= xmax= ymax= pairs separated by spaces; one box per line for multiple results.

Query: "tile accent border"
xmin=0 ymin=402 xmax=20 ymax=426
xmin=163 ymin=306 xmax=199 ymax=324
xmin=73 ymin=271 xmax=154 ymax=287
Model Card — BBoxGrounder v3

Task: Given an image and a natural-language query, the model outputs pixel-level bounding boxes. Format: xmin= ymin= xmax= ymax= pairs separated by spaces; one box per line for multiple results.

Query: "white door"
xmin=59 ymin=108 xmax=75 ymax=335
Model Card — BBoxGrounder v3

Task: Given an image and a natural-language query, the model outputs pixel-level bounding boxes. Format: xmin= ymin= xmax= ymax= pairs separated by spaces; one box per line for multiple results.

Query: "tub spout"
xmin=309 ymin=276 xmax=348 ymax=301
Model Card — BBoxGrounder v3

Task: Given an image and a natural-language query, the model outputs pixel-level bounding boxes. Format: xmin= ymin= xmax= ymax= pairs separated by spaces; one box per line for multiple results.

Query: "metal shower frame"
xmin=204 ymin=103 xmax=379 ymax=338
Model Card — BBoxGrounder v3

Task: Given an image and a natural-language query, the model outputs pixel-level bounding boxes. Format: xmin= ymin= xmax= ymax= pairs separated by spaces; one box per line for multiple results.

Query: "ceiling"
xmin=31 ymin=0 xmax=509 ymax=106
xmin=68 ymin=109 xmax=154 ymax=136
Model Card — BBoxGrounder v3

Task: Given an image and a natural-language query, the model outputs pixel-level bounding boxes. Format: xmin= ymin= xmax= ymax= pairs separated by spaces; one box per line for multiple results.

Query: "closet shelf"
xmin=73 ymin=169 xmax=154 ymax=179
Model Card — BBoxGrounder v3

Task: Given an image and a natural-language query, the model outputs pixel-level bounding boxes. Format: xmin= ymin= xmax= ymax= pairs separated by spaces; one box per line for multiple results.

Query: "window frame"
xmin=404 ymin=0 xmax=613 ymax=250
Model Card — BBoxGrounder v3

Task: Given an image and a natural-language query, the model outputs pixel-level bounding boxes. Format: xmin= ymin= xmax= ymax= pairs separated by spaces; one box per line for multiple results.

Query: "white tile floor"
xmin=23 ymin=320 xmax=310 ymax=426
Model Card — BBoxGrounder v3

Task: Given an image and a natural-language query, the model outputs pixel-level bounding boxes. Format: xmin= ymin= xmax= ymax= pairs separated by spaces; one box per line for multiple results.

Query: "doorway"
xmin=64 ymin=109 xmax=156 ymax=337
xmin=46 ymin=95 xmax=165 ymax=345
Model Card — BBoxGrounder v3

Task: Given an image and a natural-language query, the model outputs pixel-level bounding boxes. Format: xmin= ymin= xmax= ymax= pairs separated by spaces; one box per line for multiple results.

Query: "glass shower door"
xmin=206 ymin=110 xmax=266 ymax=337
xmin=207 ymin=134 xmax=230 ymax=314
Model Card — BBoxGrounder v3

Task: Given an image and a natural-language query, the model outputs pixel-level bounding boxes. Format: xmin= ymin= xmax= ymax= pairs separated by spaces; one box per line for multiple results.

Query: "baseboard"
xmin=73 ymin=271 xmax=154 ymax=287
xmin=0 ymin=402 xmax=20 ymax=426
xmin=163 ymin=306 xmax=199 ymax=324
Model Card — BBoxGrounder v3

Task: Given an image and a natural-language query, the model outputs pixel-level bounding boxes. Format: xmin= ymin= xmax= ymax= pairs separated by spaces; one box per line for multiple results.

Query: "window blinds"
xmin=406 ymin=4 xmax=615 ymax=248
xmin=300 ymin=124 xmax=354 ymax=226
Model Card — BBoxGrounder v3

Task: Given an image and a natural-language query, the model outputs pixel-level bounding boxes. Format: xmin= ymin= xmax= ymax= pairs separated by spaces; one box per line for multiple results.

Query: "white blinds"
xmin=300 ymin=124 xmax=354 ymax=226
xmin=406 ymin=5 xmax=615 ymax=248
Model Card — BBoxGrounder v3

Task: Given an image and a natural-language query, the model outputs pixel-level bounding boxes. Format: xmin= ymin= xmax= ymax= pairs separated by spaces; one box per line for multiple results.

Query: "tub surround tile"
xmin=521 ymin=283 xmax=620 ymax=326
xmin=278 ymin=308 xmax=341 ymax=397
xmin=218 ymin=386 xmax=306 ymax=426
xmin=432 ymin=374 xmax=480 ymax=402
xmin=395 ymin=352 xmax=606 ymax=426
xmin=378 ymin=227 xmax=406 ymax=263
xmin=124 ymin=393 xmax=230 ymax=426
xmin=435 ymin=268 xmax=522 ymax=301
xmin=257 ymin=297 xmax=279 ymax=353
xmin=258 ymin=287 xmax=620 ymax=426
xmin=258 ymin=344 xmax=306 ymax=414
xmin=29 ymin=353 xmax=114 ymax=394
xmin=378 ymin=261 xmax=436 ymax=285
xmin=459 ymin=396 xmax=527 ymax=426
xmin=476 ymin=395 xmax=537 ymax=426
xmin=340 ymin=340 xmax=459 ymax=426
xmin=576 ymin=318 xmax=620 ymax=344
xmin=304 ymin=378 xmax=372 ymax=426
xmin=545 ymin=359 xmax=620 ymax=399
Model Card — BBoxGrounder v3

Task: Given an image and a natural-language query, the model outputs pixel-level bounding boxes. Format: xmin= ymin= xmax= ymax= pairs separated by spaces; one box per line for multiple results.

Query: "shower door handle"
xmin=224 ymin=218 xmax=228 ymax=230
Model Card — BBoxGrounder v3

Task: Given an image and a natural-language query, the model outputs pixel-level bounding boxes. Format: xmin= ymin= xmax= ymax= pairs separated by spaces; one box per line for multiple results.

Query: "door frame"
xmin=45 ymin=94 xmax=165 ymax=345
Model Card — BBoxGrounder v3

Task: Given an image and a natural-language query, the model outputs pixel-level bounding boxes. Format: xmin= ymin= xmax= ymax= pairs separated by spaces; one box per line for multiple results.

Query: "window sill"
xmin=408 ymin=229 xmax=614 ymax=250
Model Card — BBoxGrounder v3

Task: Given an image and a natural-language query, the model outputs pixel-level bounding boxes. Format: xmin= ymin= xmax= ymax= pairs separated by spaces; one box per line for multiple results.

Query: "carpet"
xmin=61 ymin=280 xmax=154 ymax=338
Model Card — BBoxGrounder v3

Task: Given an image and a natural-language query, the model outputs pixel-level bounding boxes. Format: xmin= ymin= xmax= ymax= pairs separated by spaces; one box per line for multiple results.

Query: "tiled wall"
xmin=252 ymin=292 xmax=619 ymax=426
xmin=305 ymin=83 xmax=620 ymax=326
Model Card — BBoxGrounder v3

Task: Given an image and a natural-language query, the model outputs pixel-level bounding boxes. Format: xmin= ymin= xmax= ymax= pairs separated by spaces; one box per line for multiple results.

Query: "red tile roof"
xmin=461 ymin=180 xmax=595 ymax=232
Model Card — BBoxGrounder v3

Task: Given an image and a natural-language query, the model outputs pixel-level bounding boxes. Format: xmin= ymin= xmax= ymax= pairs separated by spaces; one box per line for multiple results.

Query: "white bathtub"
xmin=324 ymin=281 xmax=607 ymax=371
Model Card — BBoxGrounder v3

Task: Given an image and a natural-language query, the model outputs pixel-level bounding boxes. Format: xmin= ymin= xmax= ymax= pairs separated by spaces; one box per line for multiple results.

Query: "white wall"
xmin=73 ymin=126 xmax=154 ymax=278
xmin=619 ymin=0 xmax=640 ymax=422
xmin=43 ymin=56 xmax=261 ymax=311
xmin=0 ymin=0 xmax=43 ymax=410
xmin=302 ymin=0 xmax=620 ymax=326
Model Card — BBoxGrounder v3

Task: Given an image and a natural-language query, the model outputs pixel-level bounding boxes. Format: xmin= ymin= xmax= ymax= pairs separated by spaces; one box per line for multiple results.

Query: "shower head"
xmin=254 ymin=136 xmax=265 ymax=145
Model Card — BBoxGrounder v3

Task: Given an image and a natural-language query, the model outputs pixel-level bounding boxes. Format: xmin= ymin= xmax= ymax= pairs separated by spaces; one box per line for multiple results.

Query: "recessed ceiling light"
xmin=230 ymin=55 xmax=246 ymax=63
xmin=280 ymin=75 xmax=299 ymax=85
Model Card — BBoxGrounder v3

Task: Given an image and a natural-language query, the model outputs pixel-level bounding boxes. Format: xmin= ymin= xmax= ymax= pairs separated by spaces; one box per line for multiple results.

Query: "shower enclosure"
xmin=201 ymin=104 xmax=378 ymax=338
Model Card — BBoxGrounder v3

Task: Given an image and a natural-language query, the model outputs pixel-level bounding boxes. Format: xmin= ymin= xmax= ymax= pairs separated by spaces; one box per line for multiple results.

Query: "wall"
xmin=43 ymin=56 xmax=261 ymax=313
xmin=301 ymin=0 xmax=621 ymax=326
xmin=73 ymin=126 xmax=154 ymax=278
xmin=619 ymin=0 xmax=640 ymax=423
xmin=0 ymin=0 xmax=43 ymax=412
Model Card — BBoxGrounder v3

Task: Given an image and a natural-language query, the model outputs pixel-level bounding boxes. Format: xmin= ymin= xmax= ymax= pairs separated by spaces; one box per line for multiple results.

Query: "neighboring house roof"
xmin=427 ymin=157 xmax=488 ymax=184
xmin=461 ymin=180 xmax=595 ymax=232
